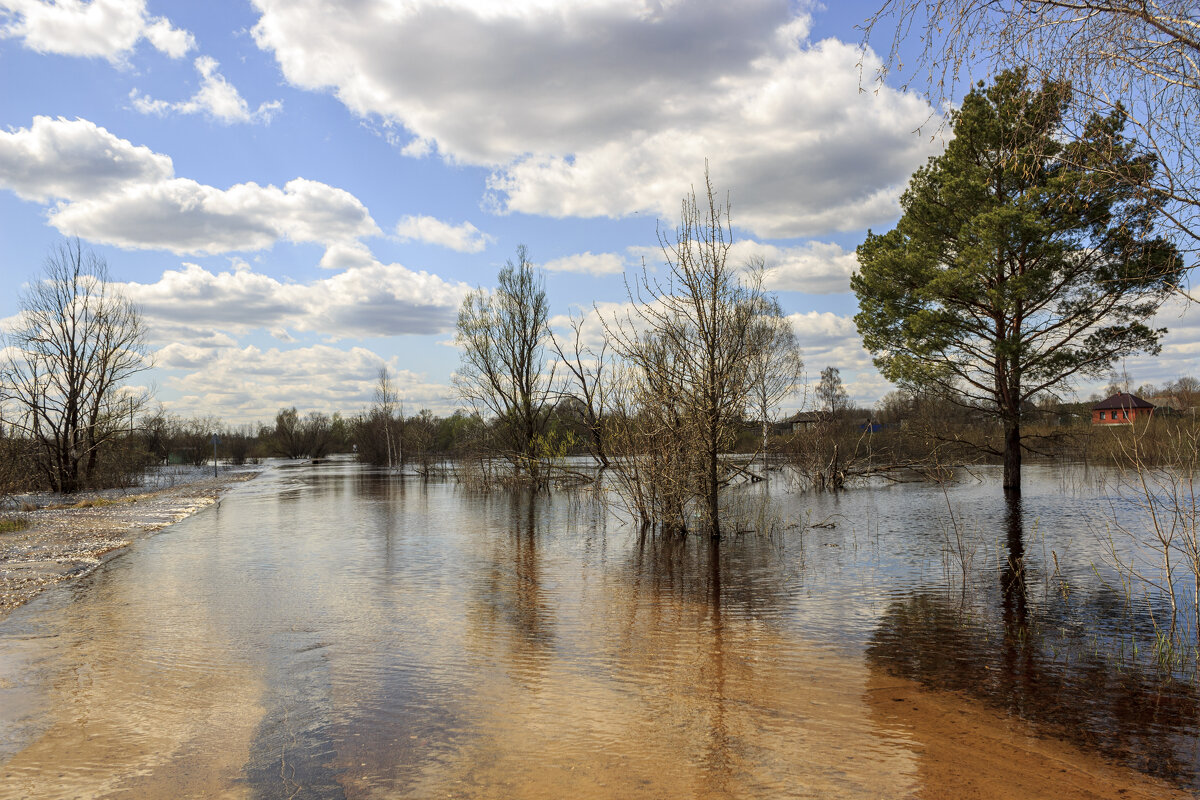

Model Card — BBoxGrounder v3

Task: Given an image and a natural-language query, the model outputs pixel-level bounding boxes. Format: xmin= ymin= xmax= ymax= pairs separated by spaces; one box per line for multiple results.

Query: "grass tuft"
xmin=0 ymin=517 xmax=31 ymax=534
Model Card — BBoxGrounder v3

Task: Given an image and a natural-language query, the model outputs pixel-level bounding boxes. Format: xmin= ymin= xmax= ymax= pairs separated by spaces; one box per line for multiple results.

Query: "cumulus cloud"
xmin=51 ymin=176 xmax=379 ymax=254
xmin=130 ymin=56 xmax=283 ymax=124
xmin=550 ymin=239 xmax=855 ymax=286
xmin=121 ymin=258 xmax=470 ymax=343
xmin=394 ymin=214 xmax=493 ymax=253
xmin=250 ymin=0 xmax=935 ymax=237
xmin=784 ymin=310 xmax=890 ymax=407
xmin=541 ymin=251 xmax=626 ymax=276
xmin=0 ymin=0 xmax=194 ymax=61
xmin=0 ymin=116 xmax=379 ymax=254
xmin=546 ymin=300 xmax=888 ymax=406
xmin=787 ymin=310 xmax=873 ymax=371
xmin=162 ymin=345 xmax=454 ymax=423
xmin=318 ymin=241 xmax=377 ymax=270
xmin=731 ymin=240 xmax=858 ymax=294
xmin=0 ymin=116 xmax=172 ymax=203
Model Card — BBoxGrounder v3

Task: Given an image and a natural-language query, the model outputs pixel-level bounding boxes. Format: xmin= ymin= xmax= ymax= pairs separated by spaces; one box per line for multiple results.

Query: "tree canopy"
xmin=1 ymin=241 xmax=150 ymax=493
xmin=454 ymin=245 xmax=556 ymax=479
xmin=852 ymin=70 xmax=1182 ymax=489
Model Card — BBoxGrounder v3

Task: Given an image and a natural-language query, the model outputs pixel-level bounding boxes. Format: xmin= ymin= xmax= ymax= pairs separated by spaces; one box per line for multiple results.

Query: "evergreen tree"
xmin=853 ymin=70 xmax=1181 ymax=490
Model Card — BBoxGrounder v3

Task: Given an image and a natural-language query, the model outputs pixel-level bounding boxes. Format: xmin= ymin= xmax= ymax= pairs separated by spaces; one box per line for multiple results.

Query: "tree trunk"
xmin=762 ymin=419 xmax=769 ymax=478
xmin=708 ymin=438 xmax=721 ymax=540
xmin=1003 ymin=420 xmax=1021 ymax=491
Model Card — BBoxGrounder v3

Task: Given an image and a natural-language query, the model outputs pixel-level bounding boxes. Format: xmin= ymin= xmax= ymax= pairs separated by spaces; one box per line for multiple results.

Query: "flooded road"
xmin=0 ymin=461 xmax=1195 ymax=798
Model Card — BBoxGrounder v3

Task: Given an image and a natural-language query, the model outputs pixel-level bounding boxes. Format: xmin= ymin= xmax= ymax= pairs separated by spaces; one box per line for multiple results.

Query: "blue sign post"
xmin=212 ymin=433 xmax=221 ymax=478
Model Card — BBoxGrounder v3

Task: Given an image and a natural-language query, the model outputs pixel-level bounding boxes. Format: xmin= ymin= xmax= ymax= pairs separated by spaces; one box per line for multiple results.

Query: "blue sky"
xmin=0 ymin=0 xmax=1196 ymax=424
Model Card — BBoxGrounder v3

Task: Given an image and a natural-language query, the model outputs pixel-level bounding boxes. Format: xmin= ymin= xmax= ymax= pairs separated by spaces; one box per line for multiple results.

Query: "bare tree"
xmin=454 ymin=245 xmax=557 ymax=481
xmin=374 ymin=366 xmax=402 ymax=469
xmin=175 ymin=415 xmax=222 ymax=467
xmin=603 ymin=353 xmax=695 ymax=534
xmin=302 ymin=412 xmax=334 ymax=460
xmin=550 ymin=310 xmax=612 ymax=468
xmin=1 ymin=240 xmax=150 ymax=493
xmin=744 ymin=289 xmax=803 ymax=475
xmin=815 ymin=366 xmax=850 ymax=420
xmin=269 ymin=407 xmax=306 ymax=459
xmin=405 ymin=408 xmax=438 ymax=478
xmin=605 ymin=172 xmax=764 ymax=538
xmin=861 ymin=1 xmax=1200 ymax=256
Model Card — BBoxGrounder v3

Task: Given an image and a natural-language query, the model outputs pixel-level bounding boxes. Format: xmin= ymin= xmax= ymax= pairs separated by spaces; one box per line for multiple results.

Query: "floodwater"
xmin=0 ymin=461 xmax=1197 ymax=799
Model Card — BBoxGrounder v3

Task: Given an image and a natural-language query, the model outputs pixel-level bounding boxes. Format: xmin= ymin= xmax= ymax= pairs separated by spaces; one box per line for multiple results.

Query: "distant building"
xmin=1092 ymin=392 xmax=1155 ymax=425
xmin=784 ymin=411 xmax=822 ymax=432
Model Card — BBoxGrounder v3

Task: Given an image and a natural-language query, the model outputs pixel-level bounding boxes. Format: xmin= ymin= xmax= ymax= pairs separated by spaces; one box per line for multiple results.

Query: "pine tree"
xmin=853 ymin=70 xmax=1181 ymax=490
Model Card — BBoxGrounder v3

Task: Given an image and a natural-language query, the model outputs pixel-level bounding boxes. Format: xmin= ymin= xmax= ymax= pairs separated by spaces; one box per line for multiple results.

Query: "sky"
xmin=0 ymin=0 xmax=1197 ymax=425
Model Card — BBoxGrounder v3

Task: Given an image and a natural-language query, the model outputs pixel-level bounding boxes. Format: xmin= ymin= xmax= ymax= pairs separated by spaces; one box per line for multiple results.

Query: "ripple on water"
xmin=0 ymin=461 xmax=1195 ymax=799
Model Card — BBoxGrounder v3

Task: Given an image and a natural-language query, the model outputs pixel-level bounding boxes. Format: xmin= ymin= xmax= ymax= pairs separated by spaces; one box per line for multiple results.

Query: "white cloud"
xmin=0 ymin=0 xmax=194 ymax=61
xmin=0 ymin=116 xmax=172 ymax=203
xmin=318 ymin=241 xmax=377 ymax=270
xmin=0 ymin=116 xmax=379 ymax=254
xmin=50 ymin=176 xmax=379 ymax=254
xmin=141 ymin=14 xmax=192 ymax=57
xmin=787 ymin=310 xmax=873 ymax=371
xmin=580 ymin=238 xmax=855 ymax=288
xmin=731 ymin=240 xmax=858 ymax=295
xmin=394 ymin=215 xmax=493 ymax=253
xmin=162 ymin=345 xmax=453 ymax=423
xmin=250 ymin=0 xmax=935 ymax=238
xmin=541 ymin=251 xmax=626 ymax=276
xmin=784 ymin=310 xmax=889 ymax=408
xmin=544 ymin=301 xmax=889 ymax=407
xmin=130 ymin=56 xmax=283 ymax=125
xmin=121 ymin=258 xmax=470 ymax=343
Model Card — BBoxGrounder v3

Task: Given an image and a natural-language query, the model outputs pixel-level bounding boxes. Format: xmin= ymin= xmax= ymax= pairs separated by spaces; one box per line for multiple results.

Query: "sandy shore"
xmin=0 ymin=468 xmax=263 ymax=622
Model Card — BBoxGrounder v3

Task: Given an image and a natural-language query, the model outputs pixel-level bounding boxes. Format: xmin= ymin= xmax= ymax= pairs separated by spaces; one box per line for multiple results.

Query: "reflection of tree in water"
xmin=619 ymin=531 xmax=807 ymax=794
xmin=621 ymin=528 xmax=800 ymax=617
xmin=467 ymin=492 xmax=555 ymax=678
xmin=352 ymin=467 xmax=403 ymax=501
xmin=867 ymin=492 xmax=1200 ymax=790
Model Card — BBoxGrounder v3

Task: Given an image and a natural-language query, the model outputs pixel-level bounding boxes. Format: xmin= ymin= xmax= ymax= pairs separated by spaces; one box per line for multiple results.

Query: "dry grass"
xmin=41 ymin=494 xmax=148 ymax=511
xmin=0 ymin=517 xmax=31 ymax=534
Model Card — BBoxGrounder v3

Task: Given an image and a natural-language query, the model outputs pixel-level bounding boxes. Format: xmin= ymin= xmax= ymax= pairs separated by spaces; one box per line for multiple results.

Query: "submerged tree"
xmin=853 ymin=70 xmax=1182 ymax=490
xmin=1 ymin=240 xmax=150 ymax=492
xmin=606 ymin=172 xmax=771 ymax=537
xmin=269 ymin=407 xmax=306 ymax=459
xmin=551 ymin=310 xmax=612 ymax=469
xmin=745 ymin=292 xmax=804 ymax=475
xmin=357 ymin=366 xmax=403 ymax=468
xmin=454 ymin=246 xmax=556 ymax=480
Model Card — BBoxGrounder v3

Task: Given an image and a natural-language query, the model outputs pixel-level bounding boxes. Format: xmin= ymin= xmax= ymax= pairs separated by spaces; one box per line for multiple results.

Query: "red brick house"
xmin=1092 ymin=392 xmax=1155 ymax=425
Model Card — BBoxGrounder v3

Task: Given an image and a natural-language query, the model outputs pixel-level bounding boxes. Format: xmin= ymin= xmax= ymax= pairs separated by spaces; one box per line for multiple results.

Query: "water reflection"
xmin=0 ymin=462 xmax=1195 ymax=799
xmin=1002 ymin=489 xmax=1028 ymax=630
xmin=468 ymin=492 xmax=555 ymax=687
xmin=866 ymin=488 xmax=1200 ymax=791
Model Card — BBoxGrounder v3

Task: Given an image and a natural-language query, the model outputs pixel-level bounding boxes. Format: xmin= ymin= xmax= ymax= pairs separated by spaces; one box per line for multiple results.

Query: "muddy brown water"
xmin=0 ymin=461 xmax=1196 ymax=799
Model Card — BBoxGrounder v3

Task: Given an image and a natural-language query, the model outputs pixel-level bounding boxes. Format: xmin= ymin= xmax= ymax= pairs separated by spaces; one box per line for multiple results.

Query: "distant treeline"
xmin=3 ymin=371 xmax=1197 ymax=498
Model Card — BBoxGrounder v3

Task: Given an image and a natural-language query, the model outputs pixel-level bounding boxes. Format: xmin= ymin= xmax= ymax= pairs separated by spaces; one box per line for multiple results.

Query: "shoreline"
xmin=0 ymin=468 xmax=264 ymax=623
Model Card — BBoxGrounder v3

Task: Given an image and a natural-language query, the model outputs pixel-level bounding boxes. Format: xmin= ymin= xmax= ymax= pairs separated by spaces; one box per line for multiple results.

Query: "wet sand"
xmin=0 ymin=470 xmax=261 ymax=621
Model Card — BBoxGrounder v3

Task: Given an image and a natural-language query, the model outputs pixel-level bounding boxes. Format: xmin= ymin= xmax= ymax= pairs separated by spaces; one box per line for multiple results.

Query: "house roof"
xmin=1093 ymin=392 xmax=1155 ymax=410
